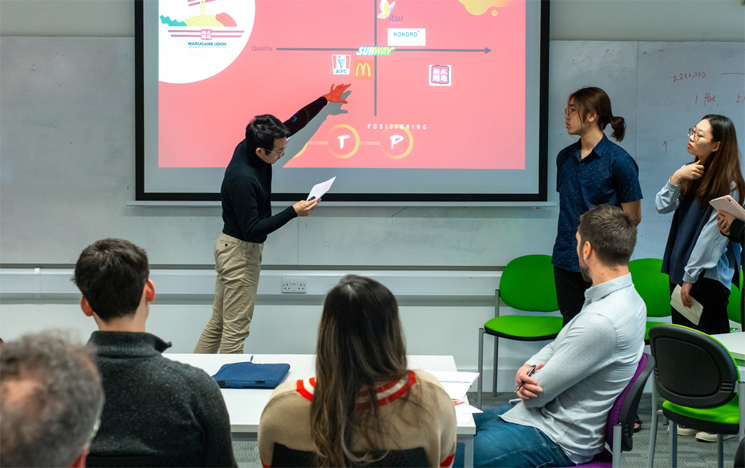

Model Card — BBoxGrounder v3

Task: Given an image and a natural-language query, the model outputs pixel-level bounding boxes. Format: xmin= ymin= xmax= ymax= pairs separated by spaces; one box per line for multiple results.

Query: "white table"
xmin=712 ymin=331 xmax=745 ymax=363
xmin=166 ymin=354 xmax=477 ymax=468
xmin=710 ymin=333 xmax=745 ymax=442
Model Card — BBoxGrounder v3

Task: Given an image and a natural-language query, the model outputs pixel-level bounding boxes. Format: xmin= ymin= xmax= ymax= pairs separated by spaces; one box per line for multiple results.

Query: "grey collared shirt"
xmin=500 ymin=273 xmax=646 ymax=464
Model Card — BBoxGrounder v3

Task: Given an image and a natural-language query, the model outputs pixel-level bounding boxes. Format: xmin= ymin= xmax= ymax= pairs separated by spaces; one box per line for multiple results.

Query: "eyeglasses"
xmin=266 ymin=146 xmax=286 ymax=157
xmin=688 ymin=128 xmax=717 ymax=143
xmin=564 ymin=107 xmax=578 ymax=118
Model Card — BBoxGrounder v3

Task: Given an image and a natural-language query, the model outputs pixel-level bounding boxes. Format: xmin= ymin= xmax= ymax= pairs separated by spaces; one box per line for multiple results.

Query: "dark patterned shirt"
xmin=553 ymin=135 xmax=643 ymax=271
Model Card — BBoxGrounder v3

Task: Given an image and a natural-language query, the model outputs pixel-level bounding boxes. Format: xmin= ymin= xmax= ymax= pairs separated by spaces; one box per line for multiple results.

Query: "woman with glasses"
xmin=258 ymin=275 xmax=457 ymax=468
xmin=656 ymin=114 xmax=745 ymax=335
xmin=553 ymin=87 xmax=643 ymax=327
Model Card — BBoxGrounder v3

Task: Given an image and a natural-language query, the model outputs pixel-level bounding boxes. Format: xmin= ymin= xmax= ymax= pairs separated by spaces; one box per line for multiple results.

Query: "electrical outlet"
xmin=281 ymin=277 xmax=307 ymax=294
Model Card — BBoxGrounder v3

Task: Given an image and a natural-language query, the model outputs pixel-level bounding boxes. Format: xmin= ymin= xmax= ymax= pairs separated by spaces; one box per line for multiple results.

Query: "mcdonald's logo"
xmin=356 ymin=62 xmax=371 ymax=77
xmin=354 ymin=59 xmax=374 ymax=80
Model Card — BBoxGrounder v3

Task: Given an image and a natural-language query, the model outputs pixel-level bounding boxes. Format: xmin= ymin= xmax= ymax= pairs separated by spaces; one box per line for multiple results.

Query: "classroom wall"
xmin=1 ymin=0 xmax=744 ymax=41
xmin=1 ymin=0 xmax=743 ymax=391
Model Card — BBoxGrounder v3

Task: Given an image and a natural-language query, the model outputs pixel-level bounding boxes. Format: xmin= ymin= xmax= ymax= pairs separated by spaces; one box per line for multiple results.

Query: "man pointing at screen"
xmin=194 ymin=84 xmax=351 ymax=354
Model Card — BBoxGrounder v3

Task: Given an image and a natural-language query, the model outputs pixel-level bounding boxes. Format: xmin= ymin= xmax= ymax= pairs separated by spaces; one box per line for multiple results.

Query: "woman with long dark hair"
xmin=258 ymin=275 xmax=457 ymax=468
xmin=657 ymin=114 xmax=745 ymax=335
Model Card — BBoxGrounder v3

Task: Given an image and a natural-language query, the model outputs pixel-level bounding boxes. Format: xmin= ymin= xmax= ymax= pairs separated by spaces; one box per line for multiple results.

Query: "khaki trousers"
xmin=194 ymin=233 xmax=263 ymax=354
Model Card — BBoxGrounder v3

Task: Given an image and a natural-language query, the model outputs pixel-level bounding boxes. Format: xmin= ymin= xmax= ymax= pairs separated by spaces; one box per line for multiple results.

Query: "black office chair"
xmin=86 ymin=453 xmax=203 ymax=467
xmin=647 ymin=324 xmax=743 ymax=468
xmin=271 ymin=444 xmax=429 ymax=468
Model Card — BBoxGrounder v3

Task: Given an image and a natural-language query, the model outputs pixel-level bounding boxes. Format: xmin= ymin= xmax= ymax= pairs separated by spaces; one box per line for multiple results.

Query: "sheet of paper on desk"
xmin=427 ymin=371 xmax=479 ymax=401
xmin=308 ymin=177 xmax=336 ymax=200
xmin=455 ymin=404 xmax=483 ymax=414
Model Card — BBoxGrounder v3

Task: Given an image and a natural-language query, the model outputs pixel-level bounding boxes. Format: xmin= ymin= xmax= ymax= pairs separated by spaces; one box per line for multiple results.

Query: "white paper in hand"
xmin=670 ymin=284 xmax=704 ymax=325
xmin=308 ymin=177 xmax=336 ymax=200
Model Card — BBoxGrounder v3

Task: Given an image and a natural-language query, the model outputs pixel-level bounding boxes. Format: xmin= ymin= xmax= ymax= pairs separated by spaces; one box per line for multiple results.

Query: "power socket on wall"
xmin=281 ymin=277 xmax=307 ymax=294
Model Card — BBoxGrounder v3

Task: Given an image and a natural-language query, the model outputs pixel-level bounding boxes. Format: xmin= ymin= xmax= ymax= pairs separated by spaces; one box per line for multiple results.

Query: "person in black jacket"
xmin=74 ymin=238 xmax=237 ymax=467
xmin=717 ymin=208 xmax=745 ymax=326
xmin=194 ymin=84 xmax=350 ymax=354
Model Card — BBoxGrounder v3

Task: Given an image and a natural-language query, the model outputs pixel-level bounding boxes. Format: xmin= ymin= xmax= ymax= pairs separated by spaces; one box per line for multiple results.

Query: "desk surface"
xmin=165 ymin=353 xmax=477 ymax=435
xmin=711 ymin=332 xmax=745 ymax=364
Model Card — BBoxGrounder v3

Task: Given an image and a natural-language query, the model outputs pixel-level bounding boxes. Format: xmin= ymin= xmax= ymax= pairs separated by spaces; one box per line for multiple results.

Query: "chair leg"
xmin=717 ymin=434 xmax=724 ymax=468
xmin=739 ymin=380 xmax=745 ymax=441
xmin=478 ymin=328 xmax=484 ymax=409
xmin=669 ymin=420 xmax=678 ymax=468
xmin=493 ymin=289 xmax=500 ymax=397
xmin=492 ymin=336 xmax=499 ymax=396
xmin=611 ymin=425 xmax=621 ymax=468
xmin=647 ymin=377 xmax=659 ymax=468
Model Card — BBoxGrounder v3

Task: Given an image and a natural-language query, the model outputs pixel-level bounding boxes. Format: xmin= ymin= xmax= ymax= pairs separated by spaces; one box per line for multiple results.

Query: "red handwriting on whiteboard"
xmin=671 ymin=71 xmax=706 ymax=83
xmin=695 ymin=93 xmax=744 ymax=106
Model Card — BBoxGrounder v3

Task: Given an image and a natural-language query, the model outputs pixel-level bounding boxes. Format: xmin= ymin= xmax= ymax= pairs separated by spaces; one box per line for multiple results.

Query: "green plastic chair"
xmin=477 ymin=255 xmax=562 ymax=408
xmin=647 ymin=324 xmax=743 ymax=468
xmin=628 ymin=258 xmax=672 ymax=343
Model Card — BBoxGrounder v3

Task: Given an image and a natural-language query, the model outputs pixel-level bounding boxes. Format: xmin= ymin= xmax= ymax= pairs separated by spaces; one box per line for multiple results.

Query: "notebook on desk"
xmin=212 ymin=362 xmax=290 ymax=389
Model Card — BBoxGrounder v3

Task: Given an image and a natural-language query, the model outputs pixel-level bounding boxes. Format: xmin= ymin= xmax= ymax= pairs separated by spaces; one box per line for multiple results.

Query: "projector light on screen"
xmin=137 ymin=0 xmax=549 ymax=202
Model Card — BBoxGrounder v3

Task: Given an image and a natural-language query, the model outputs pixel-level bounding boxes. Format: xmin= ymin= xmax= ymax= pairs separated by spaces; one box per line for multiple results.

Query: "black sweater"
xmin=221 ymin=97 xmax=328 ymax=243
xmin=88 ymin=332 xmax=237 ymax=467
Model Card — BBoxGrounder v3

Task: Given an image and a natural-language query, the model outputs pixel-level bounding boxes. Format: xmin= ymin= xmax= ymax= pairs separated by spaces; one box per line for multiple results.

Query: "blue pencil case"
xmin=212 ymin=362 xmax=290 ymax=389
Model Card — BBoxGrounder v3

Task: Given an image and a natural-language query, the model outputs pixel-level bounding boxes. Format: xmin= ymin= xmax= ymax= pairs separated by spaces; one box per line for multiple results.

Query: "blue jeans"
xmin=454 ymin=405 xmax=575 ymax=468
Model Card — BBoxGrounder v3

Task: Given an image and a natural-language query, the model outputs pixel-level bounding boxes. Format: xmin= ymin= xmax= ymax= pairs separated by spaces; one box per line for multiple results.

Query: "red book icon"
xmin=431 ymin=65 xmax=450 ymax=85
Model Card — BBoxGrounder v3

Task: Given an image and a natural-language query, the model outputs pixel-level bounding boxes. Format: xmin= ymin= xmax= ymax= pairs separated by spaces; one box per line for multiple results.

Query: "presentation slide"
xmin=137 ymin=0 xmax=548 ymax=201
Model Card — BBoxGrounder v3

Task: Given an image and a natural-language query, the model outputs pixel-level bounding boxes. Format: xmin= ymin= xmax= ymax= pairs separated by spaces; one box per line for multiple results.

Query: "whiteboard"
xmin=634 ymin=42 xmax=745 ymax=259
xmin=1 ymin=38 xmax=743 ymax=266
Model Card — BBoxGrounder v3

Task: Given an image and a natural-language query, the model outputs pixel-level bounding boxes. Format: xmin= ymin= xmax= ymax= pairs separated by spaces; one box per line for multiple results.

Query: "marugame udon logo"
xmin=159 ymin=0 xmax=255 ymax=84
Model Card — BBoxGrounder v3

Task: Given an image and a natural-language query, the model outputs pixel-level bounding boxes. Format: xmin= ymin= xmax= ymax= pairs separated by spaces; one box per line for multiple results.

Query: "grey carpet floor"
xmin=232 ymin=392 xmax=741 ymax=467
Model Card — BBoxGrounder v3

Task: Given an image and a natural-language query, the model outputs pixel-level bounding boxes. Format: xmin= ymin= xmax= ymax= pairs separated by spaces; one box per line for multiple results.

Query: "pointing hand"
xmin=323 ymin=84 xmax=351 ymax=104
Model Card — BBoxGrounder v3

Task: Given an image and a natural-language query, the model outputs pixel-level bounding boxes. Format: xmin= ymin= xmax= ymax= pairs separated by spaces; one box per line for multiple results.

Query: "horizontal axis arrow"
xmin=396 ymin=47 xmax=491 ymax=53
xmin=276 ymin=47 xmax=358 ymax=51
xmin=276 ymin=47 xmax=491 ymax=53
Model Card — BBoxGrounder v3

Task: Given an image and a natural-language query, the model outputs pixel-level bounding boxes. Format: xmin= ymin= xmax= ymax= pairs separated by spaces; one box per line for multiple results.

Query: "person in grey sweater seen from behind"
xmin=74 ymin=238 xmax=237 ymax=467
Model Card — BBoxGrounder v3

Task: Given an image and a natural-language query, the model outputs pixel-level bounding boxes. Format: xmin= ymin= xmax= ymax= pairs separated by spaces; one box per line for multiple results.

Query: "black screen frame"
xmin=135 ymin=0 xmax=550 ymax=202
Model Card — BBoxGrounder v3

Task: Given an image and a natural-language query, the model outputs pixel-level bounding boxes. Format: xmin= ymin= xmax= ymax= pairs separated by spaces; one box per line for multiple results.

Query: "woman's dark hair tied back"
xmin=609 ymin=115 xmax=626 ymax=142
xmin=569 ymin=87 xmax=625 ymax=142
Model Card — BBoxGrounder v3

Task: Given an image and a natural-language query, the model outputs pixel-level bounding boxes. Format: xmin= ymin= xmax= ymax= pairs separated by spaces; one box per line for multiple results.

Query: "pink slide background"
xmin=158 ymin=0 xmax=526 ymax=169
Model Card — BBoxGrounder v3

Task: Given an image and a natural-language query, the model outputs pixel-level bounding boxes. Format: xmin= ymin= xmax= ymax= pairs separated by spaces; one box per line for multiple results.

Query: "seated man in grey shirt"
xmin=463 ymin=204 xmax=646 ymax=467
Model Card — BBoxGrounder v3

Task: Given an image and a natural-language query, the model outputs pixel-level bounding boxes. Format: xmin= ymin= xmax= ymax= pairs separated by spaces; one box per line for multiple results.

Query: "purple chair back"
xmin=605 ymin=353 xmax=648 ymax=449
xmin=559 ymin=353 xmax=653 ymax=468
